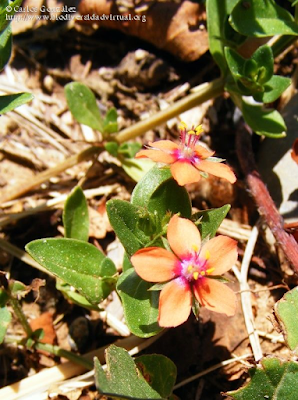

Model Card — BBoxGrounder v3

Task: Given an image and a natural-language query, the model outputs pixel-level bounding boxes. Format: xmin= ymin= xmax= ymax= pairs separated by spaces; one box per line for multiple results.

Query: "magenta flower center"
xmin=174 ymin=125 xmax=202 ymax=163
xmin=179 ymin=248 xmax=214 ymax=282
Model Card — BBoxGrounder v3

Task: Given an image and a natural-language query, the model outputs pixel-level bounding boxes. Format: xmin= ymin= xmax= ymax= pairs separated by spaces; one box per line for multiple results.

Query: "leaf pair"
xmin=64 ymin=82 xmax=118 ymax=134
xmin=225 ymin=45 xmax=291 ymax=103
xmin=95 ymin=345 xmax=177 ymax=400
xmin=26 ymin=187 xmax=117 ymax=306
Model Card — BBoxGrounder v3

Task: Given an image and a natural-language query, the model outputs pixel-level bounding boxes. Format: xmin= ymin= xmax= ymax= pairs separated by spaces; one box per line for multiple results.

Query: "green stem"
xmin=271 ymin=35 xmax=298 ymax=58
xmin=8 ymin=296 xmax=33 ymax=337
xmin=35 ymin=342 xmax=93 ymax=370
xmin=115 ymin=78 xmax=225 ymax=144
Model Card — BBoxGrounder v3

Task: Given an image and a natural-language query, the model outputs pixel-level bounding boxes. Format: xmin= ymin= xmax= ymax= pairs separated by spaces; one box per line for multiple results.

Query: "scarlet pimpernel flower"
xmin=135 ymin=122 xmax=236 ymax=186
xmin=131 ymin=215 xmax=238 ymax=328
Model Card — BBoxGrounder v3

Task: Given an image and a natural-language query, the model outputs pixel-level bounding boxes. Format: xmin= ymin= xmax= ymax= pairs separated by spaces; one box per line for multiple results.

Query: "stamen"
xmin=205 ymin=250 xmax=210 ymax=260
xmin=187 ymin=265 xmax=193 ymax=273
xmin=206 ymin=267 xmax=215 ymax=274
xmin=192 ymin=244 xmax=199 ymax=252
xmin=195 ymin=125 xmax=204 ymax=135
xmin=179 ymin=121 xmax=187 ymax=131
xmin=193 ymin=271 xmax=199 ymax=280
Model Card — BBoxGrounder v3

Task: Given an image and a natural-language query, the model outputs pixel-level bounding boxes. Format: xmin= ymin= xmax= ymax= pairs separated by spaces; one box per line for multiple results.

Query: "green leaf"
xmin=0 ymin=24 xmax=11 ymax=71
xmin=26 ymin=238 xmax=116 ymax=304
xmin=118 ymin=142 xmax=142 ymax=158
xmin=94 ymin=345 xmax=162 ymax=399
xmin=131 ymin=166 xmax=191 ymax=219
xmin=56 ymin=280 xmax=101 ymax=311
xmin=0 ymin=306 xmax=11 ymax=344
xmin=253 ymin=75 xmax=291 ymax=103
xmin=0 ymin=289 xmax=9 ymax=307
xmin=123 ymin=252 xmax=134 ymax=272
xmin=230 ymin=0 xmax=298 ymax=37
xmin=192 ymin=205 xmax=231 ymax=239
xmin=64 ymin=82 xmax=103 ymax=131
xmin=274 ymin=287 xmax=298 ymax=353
xmin=105 ymin=141 xmax=119 ymax=157
xmin=135 ymin=354 xmax=177 ymax=398
xmin=106 ymin=199 xmax=150 ymax=257
xmin=63 ymin=186 xmax=89 ymax=241
xmin=0 ymin=0 xmax=23 ymax=32
xmin=0 ymin=92 xmax=34 ymax=114
xmin=122 ymin=159 xmax=155 ymax=182
xmin=225 ymin=47 xmax=247 ymax=78
xmin=250 ymin=45 xmax=273 ymax=83
xmin=228 ymin=357 xmax=298 ymax=400
xmin=103 ymin=107 xmax=118 ymax=134
xmin=225 ymin=45 xmax=275 ymax=96
xmin=117 ymin=269 xmax=162 ymax=338
xmin=242 ymin=98 xmax=287 ymax=137
xmin=207 ymin=0 xmax=243 ymax=74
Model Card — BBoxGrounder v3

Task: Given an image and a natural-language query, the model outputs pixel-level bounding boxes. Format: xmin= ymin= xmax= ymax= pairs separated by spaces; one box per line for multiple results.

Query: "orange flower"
xmin=135 ymin=122 xmax=236 ymax=186
xmin=131 ymin=215 xmax=238 ymax=327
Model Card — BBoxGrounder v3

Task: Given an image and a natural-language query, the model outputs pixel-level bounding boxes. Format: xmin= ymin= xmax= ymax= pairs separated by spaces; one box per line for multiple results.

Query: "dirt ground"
xmin=0 ymin=1 xmax=298 ymax=399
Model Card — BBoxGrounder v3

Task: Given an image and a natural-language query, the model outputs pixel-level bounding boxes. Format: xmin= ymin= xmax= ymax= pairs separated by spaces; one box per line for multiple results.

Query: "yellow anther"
xmin=178 ymin=121 xmax=187 ymax=131
xmin=195 ymin=125 xmax=204 ymax=135
xmin=206 ymin=267 xmax=215 ymax=275
xmin=187 ymin=265 xmax=193 ymax=273
xmin=188 ymin=129 xmax=196 ymax=135
xmin=192 ymin=244 xmax=199 ymax=252
xmin=193 ymin=271 xmax=199 ymax=280
xmin=200 ymin=271 xmax=206 ymax=276
xmin=205 ymin=250 xmax=210 ymax=260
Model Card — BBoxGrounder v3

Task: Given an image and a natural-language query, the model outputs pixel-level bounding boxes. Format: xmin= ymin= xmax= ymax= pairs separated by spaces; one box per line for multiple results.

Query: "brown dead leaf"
xmin=88 ymin=200 xmax=112 ymax=239
xmin=78 ymin=0 xmax=208 ymax=61
xmin=30 ymin=311 xmax=56 ymax=345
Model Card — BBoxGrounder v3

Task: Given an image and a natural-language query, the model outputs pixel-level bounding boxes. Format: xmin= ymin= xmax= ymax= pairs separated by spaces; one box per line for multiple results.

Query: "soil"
xmin=0 ymin=2 xmax=297 ymax=400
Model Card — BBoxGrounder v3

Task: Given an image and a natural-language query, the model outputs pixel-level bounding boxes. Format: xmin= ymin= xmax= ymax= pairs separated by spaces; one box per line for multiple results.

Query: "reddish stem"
xmin=236 ymin=122 xmax=298 ymax=274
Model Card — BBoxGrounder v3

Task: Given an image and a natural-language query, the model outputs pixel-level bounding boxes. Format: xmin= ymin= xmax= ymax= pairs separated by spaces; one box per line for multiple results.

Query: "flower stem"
xmin=116 ymin=78 xmax=225 ymax=144
xmin=35 ymin=342 xmax=93 ymax=370
xmin=8 ymin=296 xmax=33 ymax=338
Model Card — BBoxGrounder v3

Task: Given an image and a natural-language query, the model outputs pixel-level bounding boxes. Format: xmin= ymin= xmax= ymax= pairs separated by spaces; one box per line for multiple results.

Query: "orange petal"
xmin=131 ymin=247 xmax=178 ymax=282
xmin=170 ymin=161 xmax=202 ymax=185
xmin=167 ymin=215 xmax=201 ymax=259
xmin=201 ymin=236 xmax=238 ymax=275
xmin=194 ymin=144 xmax=215 ymax=159
xmin=148 ymin=140 xmax=179 ymax=152
xmin=197 ymin=160 xmax=236 ymax=183
xmin=135 ymin=149 xmax=175 ymax=164
xmin=158 ymin=278 xmax=192 ymax=327
xmin=194 ymin=278 xmax=236 ymax=316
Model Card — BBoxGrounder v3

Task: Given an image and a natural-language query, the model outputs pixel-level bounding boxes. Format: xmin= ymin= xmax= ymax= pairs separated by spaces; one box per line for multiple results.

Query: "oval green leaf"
xmin=0 ymin=92 xmax=34 ymax=115
xmin=64 ymin=82 xmax=103 ymax=131
xmin=135 ymin=354 xmax=177 ymax=398
xmin=274 ymin=287 xmax=298 ymax=353
xmin=230 ymin=0 xmax=298 ymax=37
xmin=106 ymin=199 xmax=150 ymax=257
xmin=192 ymin=204 xmax=231 ymax=239
xmin=63 ymin=186 xmax=89 ymax=241
xmin=94 ymin=345 xmax=162 ymax=399
xmin=117 ymin=269 xmax=162 ymax=338
xmin=253 ymin=75 xmax=291 ymax=103
xmin=131 ymin=166 xmax=191 ymax=219
xmin=242 ymin=98 xmax=287 ymax=138
xmin=26 ymin=238 xmax=116 ymax=304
